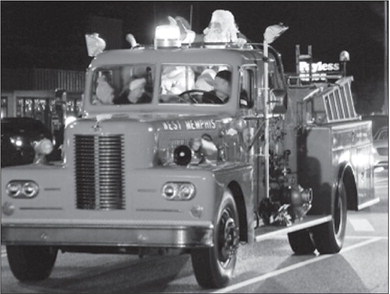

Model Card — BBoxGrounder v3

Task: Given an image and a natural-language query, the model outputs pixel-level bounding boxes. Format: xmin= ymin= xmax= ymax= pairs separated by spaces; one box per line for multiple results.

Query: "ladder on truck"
xmin=319 ymin=76 xmax=358 ymax=123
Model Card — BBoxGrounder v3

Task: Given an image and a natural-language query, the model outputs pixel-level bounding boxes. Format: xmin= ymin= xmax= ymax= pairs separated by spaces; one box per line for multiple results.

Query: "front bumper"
xmin=2 ymin=223 xmax=214 ymax=248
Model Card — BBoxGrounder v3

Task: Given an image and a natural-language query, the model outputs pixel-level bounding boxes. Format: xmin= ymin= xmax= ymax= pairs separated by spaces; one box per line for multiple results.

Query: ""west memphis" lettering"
xmin=184 ymin=119 xmax=216 ymax=130
xmin=162 ymin=119 xmax=216 ymax=131
xmin=162 ymin=121 xmax=182 ymax=131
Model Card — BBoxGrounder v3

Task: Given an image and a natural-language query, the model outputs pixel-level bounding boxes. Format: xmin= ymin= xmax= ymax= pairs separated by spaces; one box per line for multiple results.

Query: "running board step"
xmin=255 ymin=215 xmax=332 ymax=242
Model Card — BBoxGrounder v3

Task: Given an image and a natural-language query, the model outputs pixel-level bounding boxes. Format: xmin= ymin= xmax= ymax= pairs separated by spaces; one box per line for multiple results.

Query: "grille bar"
xmin=75 ymin=135 xmax=125 ymax=210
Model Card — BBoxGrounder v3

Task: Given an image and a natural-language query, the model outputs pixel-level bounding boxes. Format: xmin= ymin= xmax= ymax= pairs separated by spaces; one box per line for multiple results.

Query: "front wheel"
xmin=312 ymin=178 xmax=347 ymax=253
xmin=7 ymin=245 xmax=58 ymax=281
xmin=191 ymin=189 xmax=240 ymax=288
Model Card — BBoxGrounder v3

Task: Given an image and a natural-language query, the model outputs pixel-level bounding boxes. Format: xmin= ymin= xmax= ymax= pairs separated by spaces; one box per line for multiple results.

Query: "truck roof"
xmin=91 ymin=47 xmax=264 ymax=68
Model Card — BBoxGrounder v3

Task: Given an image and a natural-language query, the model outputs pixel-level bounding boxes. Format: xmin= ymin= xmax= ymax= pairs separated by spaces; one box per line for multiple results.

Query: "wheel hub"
xmin=218 ymin=210 xmax=239 ymax=263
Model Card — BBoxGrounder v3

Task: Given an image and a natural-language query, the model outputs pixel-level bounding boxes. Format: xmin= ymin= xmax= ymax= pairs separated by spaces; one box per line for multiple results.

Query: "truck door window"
xmin=240 ymin=68 xmax=255 ymax=108
xmin=92 ymin=65 xmax=154 ymax=105
xmin=268 ymin=55 xmax=284 ymax=89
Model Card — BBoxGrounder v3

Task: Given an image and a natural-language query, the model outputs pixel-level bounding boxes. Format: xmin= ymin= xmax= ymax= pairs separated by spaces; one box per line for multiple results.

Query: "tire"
xmin=7 ymin=245 xmax=58 ymax=281
xmin=191 ymin=189 xmax=240 ymax=288
xmin=312 ymin=178 xmax=347 ymax=254
xmin=287 ymin=229 xmax=316 ymax=255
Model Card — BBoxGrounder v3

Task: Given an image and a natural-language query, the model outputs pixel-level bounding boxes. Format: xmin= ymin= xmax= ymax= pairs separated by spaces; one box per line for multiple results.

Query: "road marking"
xmin=349 ymin=218 xmax=376 ymax=232
xmin=349 ymin=218 xmax=375 ymax=232
xmin=212 ymin=237 xmax=382 ymax=293
xmin=346 ymin=235 xmax=388 ymax=240
xmin=255 ymin=235 xmax=387 ymax=240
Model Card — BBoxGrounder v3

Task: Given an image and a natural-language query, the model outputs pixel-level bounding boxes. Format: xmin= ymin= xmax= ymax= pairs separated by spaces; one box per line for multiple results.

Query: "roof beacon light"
xmin=154 ymin=25 xmax=181 ymax=49
xmin=339 ymin=50 xmax=350 ymax=62
xmin=85 ymin=33 xmax=106 ymax=57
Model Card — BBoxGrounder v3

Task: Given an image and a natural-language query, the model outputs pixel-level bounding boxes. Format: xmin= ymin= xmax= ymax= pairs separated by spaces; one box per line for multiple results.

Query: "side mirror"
xmin=269 ymin=89 xmax=287 ymax=114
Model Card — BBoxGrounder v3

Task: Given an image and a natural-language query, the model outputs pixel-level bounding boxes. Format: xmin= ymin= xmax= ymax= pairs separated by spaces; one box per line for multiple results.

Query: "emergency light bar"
xmin=154 ymin=25 xmax=181 ymax=49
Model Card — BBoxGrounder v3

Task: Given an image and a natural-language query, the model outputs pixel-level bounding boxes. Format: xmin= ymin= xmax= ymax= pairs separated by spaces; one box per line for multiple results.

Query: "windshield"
xmin=91 ymin=63 xmax=233 ymax=106
xmin=92 ymin=64 xmax=154 ymax=105
xmin=159 ymin=64 xmax=232 ymax=105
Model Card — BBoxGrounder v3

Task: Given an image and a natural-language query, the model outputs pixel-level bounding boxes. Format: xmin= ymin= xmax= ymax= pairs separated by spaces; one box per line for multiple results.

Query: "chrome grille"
xmin=75 ymin=135 xmax=125 ymax=210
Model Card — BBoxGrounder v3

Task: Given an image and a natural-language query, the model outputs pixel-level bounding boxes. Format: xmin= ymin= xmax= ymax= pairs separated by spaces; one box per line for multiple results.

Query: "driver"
xmin=202 ymin=70 xmax=231 ymax=104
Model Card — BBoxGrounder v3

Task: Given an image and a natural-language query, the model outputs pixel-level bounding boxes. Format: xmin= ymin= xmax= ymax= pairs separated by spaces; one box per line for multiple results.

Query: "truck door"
xmin=238 ymin=65 xmax=261 ymax=205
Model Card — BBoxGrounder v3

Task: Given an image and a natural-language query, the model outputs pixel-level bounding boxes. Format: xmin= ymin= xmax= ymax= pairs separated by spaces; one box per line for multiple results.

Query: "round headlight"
xmin=22 ymin=181 xmax=39 ymax=198
xmin=6 ymin=182 xmax=22 ymax=198
xmin=162 ymin=183 xmax=178 ymax=200
xmin=34 ymin=138 xmax=53 ymax=155
xmin=178 ymin=183 xmax=196 ymax=200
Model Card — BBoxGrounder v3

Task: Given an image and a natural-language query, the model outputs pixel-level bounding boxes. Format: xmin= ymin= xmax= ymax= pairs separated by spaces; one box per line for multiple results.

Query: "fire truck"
xmin=1 ymin=23 xmax=377 ymax=288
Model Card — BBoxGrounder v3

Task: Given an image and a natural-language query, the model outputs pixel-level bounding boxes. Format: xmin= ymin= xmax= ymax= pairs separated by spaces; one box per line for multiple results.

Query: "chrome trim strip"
xmin=19 ymin=207 xmax=63 ymax=210
xmin=2 ymin=224 xmax=214 ymax=248
xmin=357 ymin=198 xmax=380 ymax=210
xmin=255 ymin=215 xmax=332 ymax=242
xmin=135 ymin=208 xmax=182 ymax=212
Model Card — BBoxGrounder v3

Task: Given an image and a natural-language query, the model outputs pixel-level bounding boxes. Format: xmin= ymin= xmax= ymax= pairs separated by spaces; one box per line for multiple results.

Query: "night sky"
xmin=1 ymin=1 xmax=388 ymax=113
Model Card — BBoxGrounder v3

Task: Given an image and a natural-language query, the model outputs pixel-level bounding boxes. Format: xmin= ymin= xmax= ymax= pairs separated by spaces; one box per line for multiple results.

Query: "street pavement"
xmin=1 ymin=169 xmax=388 ymax=293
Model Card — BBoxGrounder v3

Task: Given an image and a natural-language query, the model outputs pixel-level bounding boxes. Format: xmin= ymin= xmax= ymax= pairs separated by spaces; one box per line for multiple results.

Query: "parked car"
xmin=1 ymin=117 xmax=57 ymax=167
xmin=373 ymin=126 xmax=388 ymax=169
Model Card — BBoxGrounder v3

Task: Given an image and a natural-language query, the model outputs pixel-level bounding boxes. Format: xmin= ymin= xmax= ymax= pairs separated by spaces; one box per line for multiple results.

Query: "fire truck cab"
xmin=1 ymin=26 xmax=377 ymax=289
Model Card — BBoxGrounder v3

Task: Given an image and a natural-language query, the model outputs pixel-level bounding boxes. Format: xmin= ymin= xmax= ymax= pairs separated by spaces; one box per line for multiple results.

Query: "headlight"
xmin=33 ymin=138 xmax=53 ymax=155
xmin=178 ymin=184 xmax=196 ymax=200
xmin=161 ymin=183 xmax=178 ymax=200
xmin=6 ymin=181 xmax=22 ymax=198
xmin=6 ymin=180 xmax=39 ymax=198
xmin=162 ymin=182 xmax=196 ymax=200
xmin=22 ymin=181 xmax=39 ymax=198
xmin=10 ymin=136 xmax=23 ymax=147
